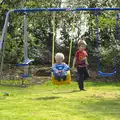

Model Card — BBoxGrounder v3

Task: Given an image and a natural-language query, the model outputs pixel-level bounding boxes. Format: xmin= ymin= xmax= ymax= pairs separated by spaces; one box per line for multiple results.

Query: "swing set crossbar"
xmin=13 ymin=8 xmax=120 ymax=12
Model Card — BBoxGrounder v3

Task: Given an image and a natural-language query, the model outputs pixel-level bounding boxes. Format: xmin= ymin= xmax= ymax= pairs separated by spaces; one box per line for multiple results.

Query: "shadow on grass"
xmin=53 ymin=90 xmax=80 ymax=94
xmin=33 ymin=96 xmax=61 ymax=100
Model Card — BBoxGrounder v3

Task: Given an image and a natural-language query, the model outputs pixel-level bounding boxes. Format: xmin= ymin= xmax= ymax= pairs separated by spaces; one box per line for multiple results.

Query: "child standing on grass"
xmin=72 ymin=39 xmax=90 ymax=91
xmin=52 ymin=53 xmax=70 ymax=81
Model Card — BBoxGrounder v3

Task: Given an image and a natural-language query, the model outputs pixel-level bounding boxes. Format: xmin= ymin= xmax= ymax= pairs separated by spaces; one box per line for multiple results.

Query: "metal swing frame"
xmin=1 ymin=8 xmax=120 ymax=82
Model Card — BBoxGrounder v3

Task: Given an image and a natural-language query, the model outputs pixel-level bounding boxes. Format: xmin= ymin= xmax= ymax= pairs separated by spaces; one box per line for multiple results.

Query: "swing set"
xmin=0 ymin=8 xmax=120 ymax=85
xmin=95 ymin=12 xmax=120 ymax=77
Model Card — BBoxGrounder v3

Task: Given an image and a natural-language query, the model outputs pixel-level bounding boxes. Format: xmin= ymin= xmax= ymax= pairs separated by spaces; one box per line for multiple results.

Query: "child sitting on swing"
xmin=52 ymin=53 xmax=70 ymax=81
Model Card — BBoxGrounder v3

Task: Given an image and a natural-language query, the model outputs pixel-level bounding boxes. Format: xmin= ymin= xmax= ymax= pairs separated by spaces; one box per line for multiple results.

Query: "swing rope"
xmin=52 ymin=12 xmax=56 ymax=66
xmin=51 ymin=12 xmax=71 ymax=85
xmin=52 ymin=12 xmax=75 ymax=66
xmin=68 ymin=12 xmax=75 ymax=66
xmin=95 ymin=12 xmax=118 ymax=76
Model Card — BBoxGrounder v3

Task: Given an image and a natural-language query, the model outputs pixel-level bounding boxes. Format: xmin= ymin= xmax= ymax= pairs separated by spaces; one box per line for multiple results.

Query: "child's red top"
xmin=75 ymin=50 xmax=88 ymax=67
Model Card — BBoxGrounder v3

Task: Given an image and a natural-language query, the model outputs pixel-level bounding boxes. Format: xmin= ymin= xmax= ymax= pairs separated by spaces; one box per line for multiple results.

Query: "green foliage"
xmin=1 ymin=0 xmax=120 ymax=67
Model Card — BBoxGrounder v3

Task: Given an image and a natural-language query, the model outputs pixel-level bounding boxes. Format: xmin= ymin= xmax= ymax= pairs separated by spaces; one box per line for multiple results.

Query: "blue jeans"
xmin=53 ymin=71 xmax=67 ymax=81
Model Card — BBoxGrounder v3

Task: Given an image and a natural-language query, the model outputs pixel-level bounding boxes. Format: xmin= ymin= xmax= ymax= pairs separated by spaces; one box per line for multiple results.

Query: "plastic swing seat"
xmin=98 ymin=70 xmax=116 ymax=77
xmin=16 ymin=59 xmax=34 ymax=67
xmin=20 ymin=74 xmax=30 ymax=78
xmin=16 ymin=59 xmax=34 ymax=78
xmin=51 ymin=71 xmax=71 ymax=85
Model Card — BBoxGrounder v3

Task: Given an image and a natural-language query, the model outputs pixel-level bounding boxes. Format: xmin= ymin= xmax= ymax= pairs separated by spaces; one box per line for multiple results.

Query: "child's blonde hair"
xmin=55 ymin=53 xmax=65 ymax=62
xmin=78 ymin=39 xmax=87 ymax=47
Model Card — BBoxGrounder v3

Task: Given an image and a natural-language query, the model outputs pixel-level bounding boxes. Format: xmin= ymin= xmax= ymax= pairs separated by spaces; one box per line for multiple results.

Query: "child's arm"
xmin=81 ymin=57 xmax=89 ymax=65
xmin=63 ymin=63 xmax=70 ymax=71
xmin=81 ymin=50 xmax=88 ymax=65
xmin=85 ymin=58 xmax=89 ymax=65
xmin=52 ymin=64 xmax=58 ymax=73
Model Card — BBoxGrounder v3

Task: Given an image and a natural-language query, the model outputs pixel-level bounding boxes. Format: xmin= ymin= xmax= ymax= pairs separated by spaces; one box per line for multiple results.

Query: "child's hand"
xmin=62 ymin=70 xmax=66 ymax=73
xmin=55 ymin=70 xmax=59 ymax=73
xmin=60 ymin=70 xmax=64 ymax=73
xmin=81 ymin=57 xmax=87 ymax=61
xmin=71 ymin=67 xmax=76 ymax=72
xmin=71 ymin=67 xmax=74 ymax=71
xmin=56 ymin=70 xmax=62 ymax=73
xmin=86 ymin=62 xmax=89 ymax=65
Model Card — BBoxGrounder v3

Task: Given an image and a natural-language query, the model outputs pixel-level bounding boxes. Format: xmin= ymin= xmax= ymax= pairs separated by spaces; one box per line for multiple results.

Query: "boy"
xmin=72 ymin=39 xmax=89 ymax=91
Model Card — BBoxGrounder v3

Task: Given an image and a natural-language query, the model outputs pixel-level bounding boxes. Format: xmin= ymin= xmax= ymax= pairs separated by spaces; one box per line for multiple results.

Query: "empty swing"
xmin=16 ymin=12 xmax=34 ymax=78
xmin=95 ymin=12 xmax=118 ymax=77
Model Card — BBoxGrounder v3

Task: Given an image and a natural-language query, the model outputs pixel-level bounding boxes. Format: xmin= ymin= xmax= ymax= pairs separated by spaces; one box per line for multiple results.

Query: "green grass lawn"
xmin=0 ymin=80 xmax=120 ymax=120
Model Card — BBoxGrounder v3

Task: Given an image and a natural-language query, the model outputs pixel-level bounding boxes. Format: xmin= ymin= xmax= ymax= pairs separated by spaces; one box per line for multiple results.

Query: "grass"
xmin=0 ymin=79 xmax=30 ymax=86
xmin=0 ymin=80 xmax=120 ymax=120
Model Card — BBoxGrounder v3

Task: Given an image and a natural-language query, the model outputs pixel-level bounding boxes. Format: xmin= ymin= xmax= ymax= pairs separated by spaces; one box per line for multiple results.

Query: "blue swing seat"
xmin=20 ymin=74 xmax=30 ymax=78
xmin=16 ymin=59 xmax=34 ymax=78
xmin=98 ymin=70 xmax=116 ymax=77
xmin=16 ymin=59 xmax=34 ymax=67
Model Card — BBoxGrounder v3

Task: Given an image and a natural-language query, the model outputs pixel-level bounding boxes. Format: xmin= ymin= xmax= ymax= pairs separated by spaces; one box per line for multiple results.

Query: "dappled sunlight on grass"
xmin=90 ymin=92 xmax=120 ymax=99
